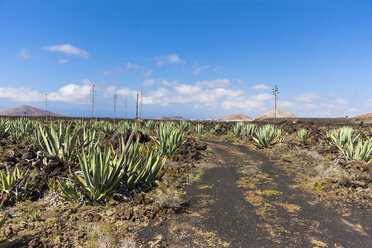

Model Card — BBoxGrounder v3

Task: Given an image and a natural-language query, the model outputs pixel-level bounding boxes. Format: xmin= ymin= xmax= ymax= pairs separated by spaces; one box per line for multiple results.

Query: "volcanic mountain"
xmin=255 ymin=108 xmax=296 ymax=119
xmin=354 ymin=113 xmax=372 ymax=119
xmin=219 ymin=114 xmax=253 ymax=121
xmin=0 ymin=105 xmax=64 ymax=117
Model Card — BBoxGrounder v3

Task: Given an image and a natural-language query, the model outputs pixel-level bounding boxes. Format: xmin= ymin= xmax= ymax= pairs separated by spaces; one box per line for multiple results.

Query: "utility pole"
xmin=140 ymin=86 xmax=143 ymax=120
xmin=273 ymin=85 xmax=279 ymax=124
xmin=124 ymin=96 xmax=127 ymax=119
xmin=113 ymin=93 xmax=117 ymax=121
xmin=91 ymin=84 xmax=96 ymax=120
xmin=135 ymin=93 xmax=139 ymax=119
xmin=45 ymin=93 xmax=48 ymax=121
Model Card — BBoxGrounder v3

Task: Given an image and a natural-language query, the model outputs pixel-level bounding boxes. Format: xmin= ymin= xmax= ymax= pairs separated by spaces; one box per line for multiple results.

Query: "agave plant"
xmin=63 ymin=147 xmax=125 ymax=204
xmin=244 ymin=124 xmax=256 ymax=137
xmin=7 ymin=118 xmax=37 ymax=142
xmin=33 ymin=122 xmax=79 ymax=162
xmin=117 ymin=121 xmax=132 ymax=135
xmin=0 ymin=119 xmax=8 ymax=138
xmin=210 ymin=124 xmax=221 ymax=134
xmin=155 ymin=126 xmax=185 ymax=157
xmin=252 ymin=125 xmax=282 ymax=149
xmin=133 ymin=150 xmax=166 ymax=186
xmin=95 ymin=121 xmax=114 ymax=135
xmin=179 ymin=120 xmax=191 ymax=132
xmin=338 ymin=138 xmax=372 ymax=163
xmin=145 ymin=120 xmax=155 ymax=130
xmin=79 ymin=127 xmax=101 ymax=154
xmin=195 ymin=124 xmax=204 ymax=134
xmin=0 ymin=166 xmax=29 ymax=204
xmin=297 ymin=129 xmax=310 ymax=141
xmin=232 ymin=122 xmax=244 ymax=136
xmin=0 ymin=214 xmax=8 ymax=228
xmin=327 ymin=126 xmax=359 ymax=148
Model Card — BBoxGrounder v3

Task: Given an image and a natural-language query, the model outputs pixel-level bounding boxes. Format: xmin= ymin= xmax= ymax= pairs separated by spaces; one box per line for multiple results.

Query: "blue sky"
xmin=0 ymin=0 xmax=371 ymax=119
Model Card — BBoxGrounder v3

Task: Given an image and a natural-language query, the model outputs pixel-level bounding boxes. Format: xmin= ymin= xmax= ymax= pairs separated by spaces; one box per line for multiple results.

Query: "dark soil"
xmin=137 ymin=139 xmax=372 ymax=247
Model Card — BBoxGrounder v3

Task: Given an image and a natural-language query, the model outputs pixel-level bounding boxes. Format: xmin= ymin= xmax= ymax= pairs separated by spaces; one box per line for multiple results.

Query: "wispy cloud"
xmin=195 ymin=78 xmax=230 ymax=88
xmin=43 ymin=44 xmax=88 ymax=58
xmin=154 ymin=53 xmax=185 ymax=66
xmin=193 ymin=65 xmax=223 ymax=75
xmin=125 ymin=62 xmax=139 ymax=70
xmin=58 ymin=58 xmax=68 ymax=64
xmin=19 ymin=48 xmax=30 ymax=59
xmin=251 ymin=84 xmax=271 ymax=90
xmin=291 ymin=92 xmax=320 ymax=102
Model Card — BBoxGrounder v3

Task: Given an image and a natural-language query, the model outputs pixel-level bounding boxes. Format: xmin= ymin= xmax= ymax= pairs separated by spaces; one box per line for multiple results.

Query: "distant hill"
xmin=0 ymin=105 xmax=64 ymax=117
xmin=219 ymin=114 xmax=253 ymax=121
xmin=156 ymin=116 xmax=186 ymax=120
xmin=354 ymin=113 xmax=372 ymax=119
xmin=256 ymin=108 xmax=296 ymax=119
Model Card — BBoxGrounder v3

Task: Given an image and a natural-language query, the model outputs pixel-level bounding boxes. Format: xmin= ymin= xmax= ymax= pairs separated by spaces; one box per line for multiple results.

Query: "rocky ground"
xmin=0 ymin=120 xmax=371 ymax=247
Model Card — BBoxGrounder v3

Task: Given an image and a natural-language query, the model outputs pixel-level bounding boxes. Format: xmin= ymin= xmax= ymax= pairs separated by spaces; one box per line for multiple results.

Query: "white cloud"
xmin=141 ymin=70 xmax=153 ymax=77
xmin=43 ymin=44 xmax=88 ymax=58
xmin=19 ymin=48 xmax=30 ymax=59
xmin=195 ymin=78 xmax=230 ymax=88
xmin=125 ymin=62 xmax=139 ymax=70
xmin=365 ymin=99 xmax=372 ymax=106
xmin=193 ymin=65 xmax=223 ymax=75
xmin=79 ymin=78 xmax=92 ymax=85
xmin=154 ymin=53 xmax=184 ymax=66
xmin=48 ymin=84 xmax=92 ymax=103
xmin=334 ymin=98 xmax=349 ymax=105
xmin=0 ymin=87 xmax=44 ymax=102
xmin=251 ymin=84 xmax=271 ymax=90
xmin=278 ymin=100 xmax=296 ymax=108
xmin=221 ymin=95 xmax=269 ymax=110
xmin=291 ymin=92 xmax=320 ymax=102
xmin=143 ymin=79 xmax=155 ymax=87
xmin=58 ymin=58 xmax=68 ymax=64
xmin=0 ymin=83 xmax=91 ymax=103
xmin=303 ymin=103 xmax=317 ymax=109
xmin=102 ymin=68 xmax=124 ymax=76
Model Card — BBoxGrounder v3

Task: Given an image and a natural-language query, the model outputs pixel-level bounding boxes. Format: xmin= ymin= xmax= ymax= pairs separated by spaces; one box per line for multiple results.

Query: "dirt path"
xmin=138 ymin=140 xmax=372 ymax=247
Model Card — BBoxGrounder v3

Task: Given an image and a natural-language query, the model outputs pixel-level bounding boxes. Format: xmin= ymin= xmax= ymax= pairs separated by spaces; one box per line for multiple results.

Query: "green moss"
xmin=46 ymin=218 xmax=58 ymax=224
xmin=198 ymin=184 xmax=214 ymax=190
xmin=280 ymin=154 xmax=292 ymax=163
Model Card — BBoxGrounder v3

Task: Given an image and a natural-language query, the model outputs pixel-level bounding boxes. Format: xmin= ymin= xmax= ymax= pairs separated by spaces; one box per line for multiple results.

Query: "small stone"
xmin=22 ymin=150 xmax=36 ymax=160
xmin=4 ymin=226 xmax=13 ymax=237
xmin=6 ymin=150 xmax=15 ymax=158
xmin=352 ymin=180 xmax=366 ymax=187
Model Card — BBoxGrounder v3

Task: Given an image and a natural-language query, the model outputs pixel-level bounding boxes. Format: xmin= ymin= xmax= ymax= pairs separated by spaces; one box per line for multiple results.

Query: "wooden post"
xmin=91 ymin=84 xmax=96 ymax=120
xmin=113 ymin=93 xmax=117 ymax=121
xmin=135 ymin=93 xmax=139 ymax=119
xmin=272 ymin=85 xmax=279 ymax=124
